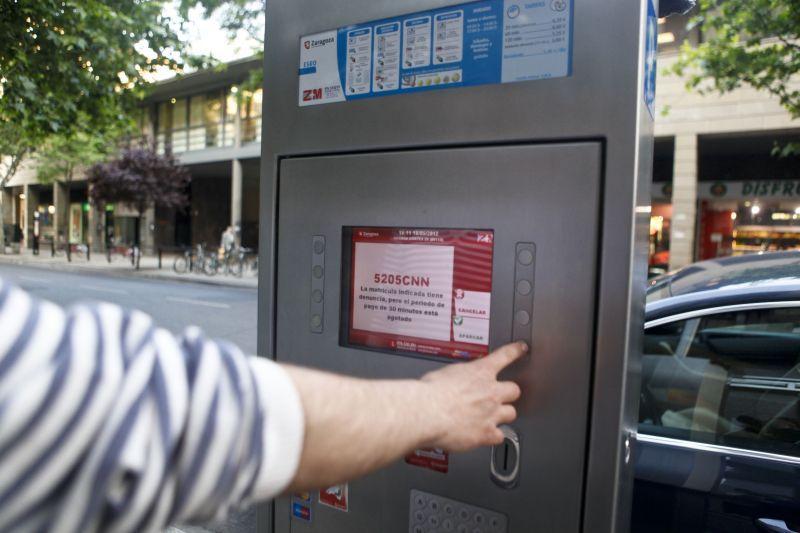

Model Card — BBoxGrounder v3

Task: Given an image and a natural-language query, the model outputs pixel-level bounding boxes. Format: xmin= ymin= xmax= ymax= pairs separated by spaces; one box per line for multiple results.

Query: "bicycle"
xmin=198 ymin=246 xmax=246 ymax=277
xmin=174 ymin=244 xmax=211 ymax=275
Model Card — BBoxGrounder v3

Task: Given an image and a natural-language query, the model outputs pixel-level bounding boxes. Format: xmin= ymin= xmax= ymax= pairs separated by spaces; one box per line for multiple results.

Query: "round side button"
xmin=515 ymin=310 xmax=531 ymax=326
xmin=310 ymin=314 xmax=322 ymax=328
xmin=313 ymin=240 xmax=325 ymax=254
xmin=517 ymin=249 xmax=534 ymax=266
xmin=516 ymin=279 xmax=532 ymax=296
xmin=311 ymin=289 xmax=323 ymax=303
xmin=312 ymin=265 xmax=324 ymax=279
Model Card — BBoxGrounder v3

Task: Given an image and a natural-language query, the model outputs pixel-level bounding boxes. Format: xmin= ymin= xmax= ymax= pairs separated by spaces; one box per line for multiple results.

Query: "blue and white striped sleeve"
xmin=0 ymin=278 xmax=305 ymax=532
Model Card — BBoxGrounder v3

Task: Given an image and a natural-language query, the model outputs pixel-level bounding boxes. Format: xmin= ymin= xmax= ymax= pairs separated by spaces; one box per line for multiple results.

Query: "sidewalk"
xmin=0 ymin=248 xmax=258 ymax=289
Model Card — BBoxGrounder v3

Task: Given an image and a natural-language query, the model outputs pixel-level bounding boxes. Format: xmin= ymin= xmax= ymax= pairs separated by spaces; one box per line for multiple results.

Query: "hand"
xmin=420 ymin=341 xmax=527 ymax=452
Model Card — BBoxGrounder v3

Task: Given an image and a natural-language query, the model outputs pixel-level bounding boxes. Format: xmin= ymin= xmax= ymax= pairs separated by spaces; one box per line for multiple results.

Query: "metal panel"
xmin=258 ymin=1 xmax=654 ymax=531
xmin=274 ymin=143 xmax=601 ymax=532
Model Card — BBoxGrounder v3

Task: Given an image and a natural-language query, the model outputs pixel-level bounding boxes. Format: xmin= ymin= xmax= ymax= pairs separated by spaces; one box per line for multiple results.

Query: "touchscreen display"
xmin=345 ymin=227 xmax=494 ymax=360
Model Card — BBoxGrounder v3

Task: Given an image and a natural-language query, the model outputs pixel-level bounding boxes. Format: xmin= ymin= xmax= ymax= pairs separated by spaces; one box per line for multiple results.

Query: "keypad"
xmin=409 ymin=490 xmax=507 ymax=533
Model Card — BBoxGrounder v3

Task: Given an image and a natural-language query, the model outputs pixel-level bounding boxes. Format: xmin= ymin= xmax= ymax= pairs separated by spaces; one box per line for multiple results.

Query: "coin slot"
xmin=490 ymin=425 xmax=520 ymax=488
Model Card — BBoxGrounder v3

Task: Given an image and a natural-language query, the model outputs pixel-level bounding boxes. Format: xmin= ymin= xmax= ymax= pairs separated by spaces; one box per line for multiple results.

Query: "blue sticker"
xmin=644 ymin=0 xmax=658 ymax=118
xmin=292 ymin=502 xmax=312 ymax=522
xmin=299 ymin=0 xmax=573 ymax=106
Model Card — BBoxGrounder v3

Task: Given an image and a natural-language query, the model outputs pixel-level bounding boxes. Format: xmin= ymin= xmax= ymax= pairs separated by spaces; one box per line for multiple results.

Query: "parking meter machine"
xmin=258 ymin=0 xmax=657 ymax=531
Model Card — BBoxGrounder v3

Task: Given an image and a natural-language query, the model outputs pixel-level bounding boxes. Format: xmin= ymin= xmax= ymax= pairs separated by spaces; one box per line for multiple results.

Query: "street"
xmin=0 ymin=264 xmax=259 ymax=354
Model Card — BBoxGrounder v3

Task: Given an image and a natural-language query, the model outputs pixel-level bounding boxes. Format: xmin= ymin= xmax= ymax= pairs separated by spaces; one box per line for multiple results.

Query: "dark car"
xmin=632 ymin=252 xmax=800 ymax=533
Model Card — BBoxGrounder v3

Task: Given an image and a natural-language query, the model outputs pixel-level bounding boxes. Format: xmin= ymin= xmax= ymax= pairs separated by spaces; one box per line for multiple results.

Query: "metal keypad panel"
xmin=409 ymin=490 xmax=508 ymax=533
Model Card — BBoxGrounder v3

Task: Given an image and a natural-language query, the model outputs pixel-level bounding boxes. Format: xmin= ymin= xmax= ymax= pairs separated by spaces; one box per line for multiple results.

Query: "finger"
xmin=495 ymin=404 xmax=517 ymax=425
xmin=481 ymin=341 xmax=528 ymax=375
xmin=486 ymin=427 xmax=505 ymax=446
xmin=496 ymin=381 xmax=522 ymax=403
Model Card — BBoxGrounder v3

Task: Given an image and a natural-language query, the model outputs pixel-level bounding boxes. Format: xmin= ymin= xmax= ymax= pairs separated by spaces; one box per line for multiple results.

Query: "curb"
xmin=0 ymin=255 xmax=258 ymax=290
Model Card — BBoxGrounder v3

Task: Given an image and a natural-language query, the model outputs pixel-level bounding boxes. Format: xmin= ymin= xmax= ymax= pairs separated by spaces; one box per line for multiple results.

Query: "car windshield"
xmin=646 ymin=275 xmax=672 ymax=304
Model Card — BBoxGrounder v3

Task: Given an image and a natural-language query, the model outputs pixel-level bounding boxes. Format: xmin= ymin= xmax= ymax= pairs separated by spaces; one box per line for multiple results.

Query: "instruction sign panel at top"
xmin=298 ymin=0 xmax=573 ymax=106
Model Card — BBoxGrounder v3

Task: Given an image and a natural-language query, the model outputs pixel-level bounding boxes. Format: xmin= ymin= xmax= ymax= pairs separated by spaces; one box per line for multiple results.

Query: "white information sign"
xmin=352 ymin=242 xmax=454 ymax=342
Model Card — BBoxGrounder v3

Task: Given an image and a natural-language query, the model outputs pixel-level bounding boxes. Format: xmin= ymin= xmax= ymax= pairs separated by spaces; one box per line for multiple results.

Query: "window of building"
xmin=137 ymin=108 xmax=153 ymax=141
xmin=204 ymin=93 xmax=223 ymax=148
xmin=222 ymin=88 xmax=237 ymax=147
xmin=657 ymin=12 xmax=701 ymax=54
xmin=156 ymin=101 xmax=171 ymax=154
xmin=188 ymin=95 xmax=206 ymax=151
xmin=240 ymin=88 xmax=262 ymax=144
xmin=640 ymin=308 xmax=800 ymax=457
xmin=171 ymin=98 xmax=188 ymax=153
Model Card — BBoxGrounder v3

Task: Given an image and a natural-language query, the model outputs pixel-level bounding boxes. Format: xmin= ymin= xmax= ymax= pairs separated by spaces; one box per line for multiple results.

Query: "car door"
xmin=632 ymin=303 xmax=800 ymax=533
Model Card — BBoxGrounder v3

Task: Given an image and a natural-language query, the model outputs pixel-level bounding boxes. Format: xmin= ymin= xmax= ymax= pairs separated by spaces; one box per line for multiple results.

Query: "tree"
xmin=35 ymin=119 xmax=112 ymax=259
xmin=0 ymin=0 xmax=187 ymax=252
xmin=180 ymin=0 xmax=264 ymax=47
xmin=88 ymin=146 xmax=191 ymax=267
xmin=179 ymin=0 xmax=265 ymax=89
xmin=673 ymin=0 xmax=800 ymax=153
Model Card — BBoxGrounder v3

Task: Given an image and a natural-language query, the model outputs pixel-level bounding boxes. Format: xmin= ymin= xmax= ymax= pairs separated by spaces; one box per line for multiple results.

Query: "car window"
xmin=640 ymin=307 xmax=800 ymax=458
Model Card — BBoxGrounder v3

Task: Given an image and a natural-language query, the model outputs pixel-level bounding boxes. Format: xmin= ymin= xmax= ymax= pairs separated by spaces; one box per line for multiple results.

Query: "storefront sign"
xmin=653 ymin=180 xmax=800 ymax=201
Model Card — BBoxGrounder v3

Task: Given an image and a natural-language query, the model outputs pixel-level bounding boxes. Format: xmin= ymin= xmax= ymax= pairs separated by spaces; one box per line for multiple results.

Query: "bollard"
xmin=158 ymin=248 xmax=162 ymax=269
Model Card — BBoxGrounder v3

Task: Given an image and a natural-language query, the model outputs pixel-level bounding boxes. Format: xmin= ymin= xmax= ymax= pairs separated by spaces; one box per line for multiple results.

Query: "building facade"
xmin=650 ymin=13 xmax=800 ymax=272
xmin=2 ymin=14 xmax=799 ymax=265
xmin=1 ymin=57 xmax=263 ymax=255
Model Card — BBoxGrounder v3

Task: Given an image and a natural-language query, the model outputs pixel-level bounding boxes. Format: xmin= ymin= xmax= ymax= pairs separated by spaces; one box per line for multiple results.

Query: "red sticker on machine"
xmin=405 ymin=448 xmax=449 ymax=473
xmin=319 ymin=483 xmax=349 ymax=511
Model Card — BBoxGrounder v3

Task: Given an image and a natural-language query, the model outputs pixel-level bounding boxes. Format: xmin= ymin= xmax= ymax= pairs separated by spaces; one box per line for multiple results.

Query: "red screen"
xmin=347 ymin=227 xmax=494 ymax=360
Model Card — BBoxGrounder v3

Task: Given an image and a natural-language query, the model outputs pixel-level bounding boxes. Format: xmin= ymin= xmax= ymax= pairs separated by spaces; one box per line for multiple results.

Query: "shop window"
xmin=640 ymin=308 xmax=800 ymax=458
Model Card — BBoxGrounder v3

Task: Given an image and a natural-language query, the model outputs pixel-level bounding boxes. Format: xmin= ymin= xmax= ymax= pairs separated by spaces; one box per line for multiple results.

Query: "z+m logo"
xmin=302 ymin=88 xmax=323 ymax=101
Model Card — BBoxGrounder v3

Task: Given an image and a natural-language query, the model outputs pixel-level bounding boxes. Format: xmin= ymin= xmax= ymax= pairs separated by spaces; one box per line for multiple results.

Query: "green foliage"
xmin=179 ymin=0 xmax=264 ymax=45
xmin=0 ymin=0 xmax=186 ymax=184
xmin=179 ymin=0 xmax=264 ymax=90
xmin=35 ymin=117 xmax=114 ymax=186
xmin=674 ymin=0 xmax=800 ymax=118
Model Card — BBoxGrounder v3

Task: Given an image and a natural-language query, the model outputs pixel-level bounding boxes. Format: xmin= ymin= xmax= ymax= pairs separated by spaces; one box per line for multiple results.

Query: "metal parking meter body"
xmin=258 ymin=0 xmax=656 ymax=532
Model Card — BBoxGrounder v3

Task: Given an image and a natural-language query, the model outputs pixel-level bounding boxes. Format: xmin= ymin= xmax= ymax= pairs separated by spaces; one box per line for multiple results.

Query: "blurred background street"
xmin=0 ymin=263 xmax=258 ymax=354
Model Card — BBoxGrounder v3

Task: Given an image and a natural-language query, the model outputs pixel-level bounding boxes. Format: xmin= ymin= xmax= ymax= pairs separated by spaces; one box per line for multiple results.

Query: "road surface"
xmin=0 ymin=264 xmax=259 ymax=354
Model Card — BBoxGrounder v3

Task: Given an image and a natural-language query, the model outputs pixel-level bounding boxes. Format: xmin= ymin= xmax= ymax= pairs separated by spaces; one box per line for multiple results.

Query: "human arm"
xmin=284 ymin=341 xmax=526 ymax=491
xmin=0 ymin=277 xmax=525 ymax=531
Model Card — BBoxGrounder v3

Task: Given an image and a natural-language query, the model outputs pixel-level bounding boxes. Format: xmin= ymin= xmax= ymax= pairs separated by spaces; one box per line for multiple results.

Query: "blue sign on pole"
xmin=644 ymin=0 xmax=658 ymax=118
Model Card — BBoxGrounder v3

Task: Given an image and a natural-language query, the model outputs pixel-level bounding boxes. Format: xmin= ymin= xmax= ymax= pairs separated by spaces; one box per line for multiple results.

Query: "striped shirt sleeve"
xmin=0 ymin=278 xmax=304 ymax=532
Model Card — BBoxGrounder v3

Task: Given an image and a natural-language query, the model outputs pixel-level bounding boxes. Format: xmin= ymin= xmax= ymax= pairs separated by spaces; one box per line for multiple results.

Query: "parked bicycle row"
xmin=173 ymin=244 xmax=258 ymax=277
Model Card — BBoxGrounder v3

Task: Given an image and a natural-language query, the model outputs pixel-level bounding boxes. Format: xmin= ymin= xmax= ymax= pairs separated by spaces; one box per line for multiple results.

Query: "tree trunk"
xmin=134 ymin=212 xmax=142 ymax=270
